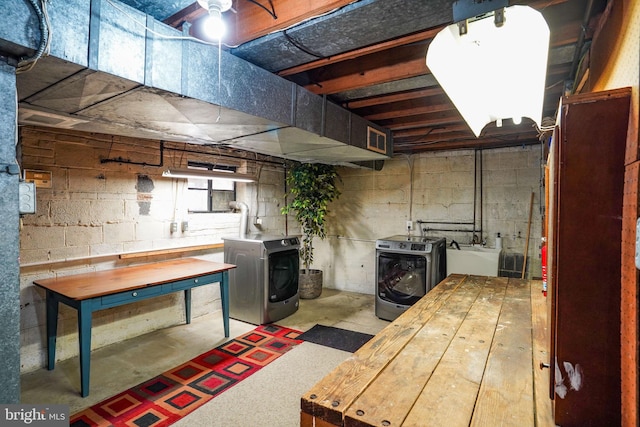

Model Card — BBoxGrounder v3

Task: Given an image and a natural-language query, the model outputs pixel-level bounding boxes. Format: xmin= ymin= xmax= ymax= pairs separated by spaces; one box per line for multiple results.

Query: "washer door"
xmin=268 ymin=249 xmax=299 ymax=302
xmin=377 ymin=252 xmax=427 ymax=305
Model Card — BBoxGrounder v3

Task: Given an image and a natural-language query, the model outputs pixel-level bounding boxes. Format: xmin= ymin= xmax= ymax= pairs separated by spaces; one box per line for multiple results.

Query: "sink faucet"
xmin=449 ymin=240 xmax=460 ymax=250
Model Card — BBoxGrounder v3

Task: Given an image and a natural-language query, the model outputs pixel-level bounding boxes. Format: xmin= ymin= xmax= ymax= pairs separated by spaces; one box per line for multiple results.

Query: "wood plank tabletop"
xmin=32 ymin=258 xmax=236 ymax=300
xmin=301 ymin=275 xmax=554 ymax=427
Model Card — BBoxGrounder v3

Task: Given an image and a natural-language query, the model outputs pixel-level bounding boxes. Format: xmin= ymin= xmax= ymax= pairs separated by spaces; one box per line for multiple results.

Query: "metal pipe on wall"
xmin=480 ymin=149 xmax=483 ymax=240
xmin=229 ymin=201 xmax=249 ymax=238
xmin=474 ymin=149 xmax=478 ymax=239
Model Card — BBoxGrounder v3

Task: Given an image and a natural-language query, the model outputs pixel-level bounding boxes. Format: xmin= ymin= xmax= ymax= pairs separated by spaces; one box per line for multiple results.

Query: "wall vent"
xmin=367 ymin=126 xmax=387 ymax=154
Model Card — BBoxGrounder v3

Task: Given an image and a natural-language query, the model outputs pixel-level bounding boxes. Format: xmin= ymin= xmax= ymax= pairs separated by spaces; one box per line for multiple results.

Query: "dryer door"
xmin=268 ymin=249 xmax=299 ymax=302
xmin=377 ymin=251 xmax=428 ymax=305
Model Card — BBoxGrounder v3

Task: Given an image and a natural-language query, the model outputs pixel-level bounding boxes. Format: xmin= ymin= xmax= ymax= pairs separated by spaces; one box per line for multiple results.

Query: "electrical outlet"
xmin=406 ymin=220 xmax=413 ymax=231
xmin=181 ymin=221 xmax=189 ymax=232
xmin=170 ymin=222 xmax=178 ymax=233
xmin=18 ymin=181 xmax=36 ymax=214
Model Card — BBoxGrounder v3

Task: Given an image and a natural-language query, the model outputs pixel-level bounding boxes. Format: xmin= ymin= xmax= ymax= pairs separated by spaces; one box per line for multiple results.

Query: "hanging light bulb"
xmin=197 ymin=0 xmax=233 ymax=40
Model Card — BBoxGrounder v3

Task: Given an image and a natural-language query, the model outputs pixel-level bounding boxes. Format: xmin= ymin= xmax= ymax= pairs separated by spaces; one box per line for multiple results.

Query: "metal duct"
xmin=229 ymin=201 xmax=249 ymax=238
xmin=3 ymin=0 xmax=391 ymax=167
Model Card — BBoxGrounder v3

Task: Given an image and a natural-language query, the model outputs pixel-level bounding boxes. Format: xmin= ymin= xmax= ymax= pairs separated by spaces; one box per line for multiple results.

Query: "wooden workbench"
xmin=33 ymin=258 xmax=236 ymax=397
xmin=300 ymin=274 xmax=554 ymax=427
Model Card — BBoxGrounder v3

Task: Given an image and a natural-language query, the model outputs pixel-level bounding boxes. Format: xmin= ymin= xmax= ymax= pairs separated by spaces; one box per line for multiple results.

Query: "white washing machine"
xmin=223 ymin=234 xmax=300 ymax=325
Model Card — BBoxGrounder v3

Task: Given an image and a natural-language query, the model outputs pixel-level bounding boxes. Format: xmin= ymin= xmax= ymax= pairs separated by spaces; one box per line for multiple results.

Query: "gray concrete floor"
xmin=20 ymin=289 xmax=389 ymax=417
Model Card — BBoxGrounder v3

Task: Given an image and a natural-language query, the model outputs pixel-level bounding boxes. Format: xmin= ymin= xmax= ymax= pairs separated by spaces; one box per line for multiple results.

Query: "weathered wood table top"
xmin=33 ymin=257 xmax=236 ymax=299
xmin=300 ymin=274 xmax=554 ymax=427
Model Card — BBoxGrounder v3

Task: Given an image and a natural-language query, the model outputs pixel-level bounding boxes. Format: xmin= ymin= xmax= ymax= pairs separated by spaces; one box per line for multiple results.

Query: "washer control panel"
xmin=264 ymin=237 xmax=300 ymax=250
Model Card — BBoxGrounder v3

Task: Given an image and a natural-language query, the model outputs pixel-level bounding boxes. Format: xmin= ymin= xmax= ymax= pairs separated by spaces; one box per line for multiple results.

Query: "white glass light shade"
xmin=426 ymin=5 xmax=550 ymax=137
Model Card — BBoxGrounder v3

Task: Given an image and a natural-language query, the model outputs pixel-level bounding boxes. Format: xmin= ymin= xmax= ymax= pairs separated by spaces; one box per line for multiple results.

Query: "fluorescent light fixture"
xmin=197 ymin=0 xmax=232 ymax=40
xmin=162 ymin=168 xmax=256 ymax=183
xmin=426 ymin=4 xmax=550 ymax=137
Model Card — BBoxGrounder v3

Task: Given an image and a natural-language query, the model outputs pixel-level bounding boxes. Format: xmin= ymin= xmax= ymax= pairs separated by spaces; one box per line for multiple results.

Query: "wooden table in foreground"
xmin=33 ymin=258 xmax=236 ymax=397
xmin=301 ymin=274 xmax=554 ymax=427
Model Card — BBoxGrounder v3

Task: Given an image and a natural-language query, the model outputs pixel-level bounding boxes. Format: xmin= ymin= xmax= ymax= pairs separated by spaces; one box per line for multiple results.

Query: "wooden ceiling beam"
xmin=362 ymin=101 xmax=454 ymax=121
xmin=277 ymin=0 xmax=576 ymax=76
xmin=164 ymin=3 xmax=203 ymax=28
xmin=228 ymin=0 xmax=356 ymax=46
xmin=164 ymin=1 xmax=356 ymax=45
xmin=303 ymin=56 xmax=430 ymax=95
xmin=394 ymin=136 xmax=539 ymax=153
xmin=393 ymin=123 xmax=471 ymax=138
xmin=343 ymin=87 xmax=444 ymax=109
xmin=394 ymin=124 xmax=539 ymax=144
xmin=278 ymin=28 xmax=440 ymax=77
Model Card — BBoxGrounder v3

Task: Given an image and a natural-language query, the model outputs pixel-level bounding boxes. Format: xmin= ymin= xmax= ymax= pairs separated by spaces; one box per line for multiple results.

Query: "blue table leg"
xmin=45 ymin=291 xmax=58 ymax=370
xmin=220 ymin=271 xmax=229 ymax=337
xmin=184 ymin=289 xmax=192 ymax=324
xmin=78 ymin=301 xmax=92 ymax=397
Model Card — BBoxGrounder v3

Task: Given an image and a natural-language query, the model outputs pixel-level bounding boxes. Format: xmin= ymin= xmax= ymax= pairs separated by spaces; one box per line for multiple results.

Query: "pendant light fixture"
xmin=426 ymin=0 xmax=550 ymax=137
xmin=197 ymin=0 xmax=233 ymax=40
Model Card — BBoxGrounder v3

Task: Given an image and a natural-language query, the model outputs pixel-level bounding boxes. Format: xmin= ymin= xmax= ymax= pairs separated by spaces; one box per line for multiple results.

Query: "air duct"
xmin=6 ymin=0 xmax=391 ymax=167
xmin=229 ymin=201 xmax=249 ymax=238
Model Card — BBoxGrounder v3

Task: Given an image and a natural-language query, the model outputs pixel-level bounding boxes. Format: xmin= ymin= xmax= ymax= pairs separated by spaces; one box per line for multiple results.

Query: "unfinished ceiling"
xmin=11 ymin=0 xmax=393 ymax=167
xmin=10 ymin=0 xmax=609 ymax=162
xmin=158 ymin=0 xmax=608 ymax=153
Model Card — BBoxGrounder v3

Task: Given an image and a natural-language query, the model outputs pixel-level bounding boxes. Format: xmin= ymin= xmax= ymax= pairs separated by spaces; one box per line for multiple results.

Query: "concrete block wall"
xmin=18 ymin=126 xmax=286 ymax=373
xmin=314 ymin=145 xmax=544 ymax=295
xmin=17 ymin=125 xmax=543 ymax=371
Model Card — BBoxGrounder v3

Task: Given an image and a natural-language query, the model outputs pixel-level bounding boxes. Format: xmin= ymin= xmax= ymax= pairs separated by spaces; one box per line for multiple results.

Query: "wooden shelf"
xmin=118 ymin=243 xmax=224 ymax=259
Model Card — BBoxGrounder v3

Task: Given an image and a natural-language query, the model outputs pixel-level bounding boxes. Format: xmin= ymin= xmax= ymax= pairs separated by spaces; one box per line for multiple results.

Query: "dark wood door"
xmin=548 ymin=87 xmax=631 ymax=426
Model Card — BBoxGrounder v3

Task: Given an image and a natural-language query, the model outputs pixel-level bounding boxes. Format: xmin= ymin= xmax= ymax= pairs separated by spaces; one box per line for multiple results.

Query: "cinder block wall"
xmin=315 ymin=145 xmax=544 ymax=294
xmin=18 ymin=126 xmax=286 ymax=373
xmin=17 ymin=126 xmax=543 ymax=372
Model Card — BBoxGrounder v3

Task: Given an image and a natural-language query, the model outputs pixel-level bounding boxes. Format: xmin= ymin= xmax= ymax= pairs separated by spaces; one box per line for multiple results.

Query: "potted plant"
xmin=281 ymin=162 xmax=340 ymax=298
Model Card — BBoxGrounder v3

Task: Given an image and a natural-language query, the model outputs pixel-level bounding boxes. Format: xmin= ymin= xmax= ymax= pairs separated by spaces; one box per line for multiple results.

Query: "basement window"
xmin=186 ymin=162 xmax=236 ymax=213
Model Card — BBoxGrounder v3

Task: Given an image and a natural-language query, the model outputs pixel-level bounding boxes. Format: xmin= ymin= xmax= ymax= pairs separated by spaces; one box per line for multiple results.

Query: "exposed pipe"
xmin=473 ymin=149 xmax=478 ymax=240
xmin=229 ymin=201 xmax=249 ymax=238
xmin=422 ymin=227 xmax=476 ymax=233
xmin=418 ymin=220 xmax=475 ymax=225
xmin=479 ymin=149 xmax=483 ymax=240
xmin=101 ymin=141 xmax=165 ymax=166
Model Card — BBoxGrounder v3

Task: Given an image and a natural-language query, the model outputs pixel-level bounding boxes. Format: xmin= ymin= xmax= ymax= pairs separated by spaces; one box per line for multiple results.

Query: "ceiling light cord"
xmin=216 ymin=38 xmax=223 ymax=122
xmin=104 ymin=0 xmax=224 ymax=47
xmin=246 ymin=0 xmax=277 ymax=19
xmin=283 ymin=31 xmax=324 ymax=58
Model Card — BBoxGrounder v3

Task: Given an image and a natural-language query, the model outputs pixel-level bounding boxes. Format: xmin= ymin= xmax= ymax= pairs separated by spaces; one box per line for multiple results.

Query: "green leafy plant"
xmin=281 ymin=162 xmax=341 ymax=271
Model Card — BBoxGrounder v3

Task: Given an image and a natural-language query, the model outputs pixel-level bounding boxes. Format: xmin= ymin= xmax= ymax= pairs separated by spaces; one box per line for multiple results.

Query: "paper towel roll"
xmin=496 ymin=236 xmax=502 ymax=250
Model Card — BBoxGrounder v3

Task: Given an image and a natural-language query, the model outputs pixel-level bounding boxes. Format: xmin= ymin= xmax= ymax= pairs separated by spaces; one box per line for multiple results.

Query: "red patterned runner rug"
xmin=70 ymin=324 xmax=302 ymax=427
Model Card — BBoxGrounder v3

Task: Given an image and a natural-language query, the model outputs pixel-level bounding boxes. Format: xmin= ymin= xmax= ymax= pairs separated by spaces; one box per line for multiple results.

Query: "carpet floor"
xmin=70 ymin=324 xmax=301 ymax=427
xmin=172 ymin=341 xmax=351 ymax=427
